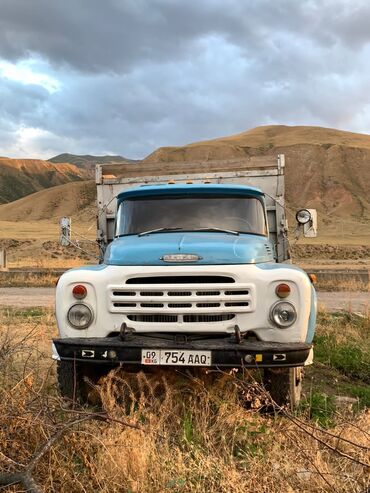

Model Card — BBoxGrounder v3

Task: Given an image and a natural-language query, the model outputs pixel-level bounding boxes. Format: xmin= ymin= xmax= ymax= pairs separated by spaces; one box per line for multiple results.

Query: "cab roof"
xmin=117 ymin=183 xmax=264 ymax=204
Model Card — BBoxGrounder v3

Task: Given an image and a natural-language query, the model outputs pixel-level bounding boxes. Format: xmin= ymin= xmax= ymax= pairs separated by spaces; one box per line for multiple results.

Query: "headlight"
xmin=270 ymin=301 xmax=297 ymax=328
xmin=67 ymin=303 xmax=93 ymax=329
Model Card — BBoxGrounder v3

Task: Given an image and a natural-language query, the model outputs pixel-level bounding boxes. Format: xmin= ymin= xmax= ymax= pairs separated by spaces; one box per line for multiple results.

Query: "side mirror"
xmin=295 ymin=209 xmax=317 ymax=238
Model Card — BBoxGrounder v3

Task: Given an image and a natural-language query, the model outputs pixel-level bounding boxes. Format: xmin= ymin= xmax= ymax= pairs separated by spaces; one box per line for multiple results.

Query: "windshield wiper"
xmin=191 ymin=227 xmax=239 ymax=236
xmin=138 ymin=227 xmax=183 ymax=237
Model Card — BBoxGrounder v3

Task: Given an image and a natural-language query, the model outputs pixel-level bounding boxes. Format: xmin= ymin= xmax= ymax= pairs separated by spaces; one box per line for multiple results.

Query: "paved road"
xmin=0 ymin=287 xmax=55 ymax=307
xmin=0 ymin=287 xmax=368 ymax=313
xmin=317 ymin=291 xmax=369 ymax=314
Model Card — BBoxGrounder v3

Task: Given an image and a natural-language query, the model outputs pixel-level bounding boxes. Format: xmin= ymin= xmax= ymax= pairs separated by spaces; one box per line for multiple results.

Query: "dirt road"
xmin=0 ymin=287 xmax=368 ymax=313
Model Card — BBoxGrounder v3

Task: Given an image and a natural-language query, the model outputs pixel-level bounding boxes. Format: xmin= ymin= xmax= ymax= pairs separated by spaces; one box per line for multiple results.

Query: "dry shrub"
xmin=0 ymin=310 xmax=369 ymax=492
xmin=81 ymin=368 xmax=369 ymax=493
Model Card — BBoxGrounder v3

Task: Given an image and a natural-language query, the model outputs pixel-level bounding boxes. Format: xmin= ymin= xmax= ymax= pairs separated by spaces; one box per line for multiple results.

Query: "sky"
xmin=1 ymin=0 xmax=370 ymax=159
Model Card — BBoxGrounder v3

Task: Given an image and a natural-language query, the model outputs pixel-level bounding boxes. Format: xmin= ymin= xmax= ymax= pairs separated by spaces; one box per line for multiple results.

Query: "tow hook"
xmin=174 ymin=334 xmax=188 ymax=344
xmin=119 ymin=322 xmax=134 ymax=341
xmin=234 ymin=325 xmax=242 ymax=344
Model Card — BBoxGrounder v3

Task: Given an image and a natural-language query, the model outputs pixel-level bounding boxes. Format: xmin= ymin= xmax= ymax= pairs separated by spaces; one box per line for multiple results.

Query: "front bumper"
xmin=53 ymin=334 xmax=312 ymax=368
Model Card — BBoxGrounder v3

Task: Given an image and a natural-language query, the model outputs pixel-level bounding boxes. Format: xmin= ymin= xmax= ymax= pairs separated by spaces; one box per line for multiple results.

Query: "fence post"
xmin=0 ymin=249 xmax=7 ymax=271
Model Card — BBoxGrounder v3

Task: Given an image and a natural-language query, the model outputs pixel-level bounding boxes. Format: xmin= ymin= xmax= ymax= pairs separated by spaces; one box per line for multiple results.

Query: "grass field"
xmin=0 ymin=308 xmax=368 ymax=492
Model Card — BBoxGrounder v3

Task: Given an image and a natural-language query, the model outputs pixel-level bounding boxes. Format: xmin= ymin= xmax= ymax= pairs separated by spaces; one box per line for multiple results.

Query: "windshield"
xmin=116 ymin=195 xmax=267 ymax=237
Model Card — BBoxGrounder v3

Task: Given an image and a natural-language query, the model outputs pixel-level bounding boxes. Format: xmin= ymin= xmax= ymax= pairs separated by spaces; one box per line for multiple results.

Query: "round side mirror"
xmin=296 ymin=209 xmax=312 ymax=225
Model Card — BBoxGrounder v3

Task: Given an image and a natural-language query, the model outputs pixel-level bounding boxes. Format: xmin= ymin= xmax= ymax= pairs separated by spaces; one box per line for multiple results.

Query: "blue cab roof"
xmin=117 ymin=183 xmax=264 ymax=204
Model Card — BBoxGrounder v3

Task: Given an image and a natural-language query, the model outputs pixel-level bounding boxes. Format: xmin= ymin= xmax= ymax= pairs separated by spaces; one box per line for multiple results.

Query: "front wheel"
xmin=57 ymin=360 xmax=104 ymax=403
xmin=263 ymin=367 xmax=303 ymax=411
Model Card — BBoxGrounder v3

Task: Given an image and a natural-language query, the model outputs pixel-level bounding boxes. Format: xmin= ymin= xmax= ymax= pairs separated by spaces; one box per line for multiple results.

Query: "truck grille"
xmin=109 ymin=276 xmax=253 ymax=323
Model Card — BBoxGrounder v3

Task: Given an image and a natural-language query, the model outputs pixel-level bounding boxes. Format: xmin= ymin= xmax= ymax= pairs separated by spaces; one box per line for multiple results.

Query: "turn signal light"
xmin=72 ymin=284 xmax=87 ymax=299
xmin=308 ymin=274 xmax=317 ymax=284
xmin=275 ymin=283 xmax=291 ymax=298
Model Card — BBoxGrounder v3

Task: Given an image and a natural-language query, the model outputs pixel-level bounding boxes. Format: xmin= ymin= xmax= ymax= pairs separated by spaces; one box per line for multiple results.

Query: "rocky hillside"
xmin=0 ymin=157 xmax=86 ymax=204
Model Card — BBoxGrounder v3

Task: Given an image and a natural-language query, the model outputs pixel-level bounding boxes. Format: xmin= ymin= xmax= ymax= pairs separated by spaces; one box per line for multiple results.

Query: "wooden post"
xmin=0 ymin=249 xmax=7 ymax=271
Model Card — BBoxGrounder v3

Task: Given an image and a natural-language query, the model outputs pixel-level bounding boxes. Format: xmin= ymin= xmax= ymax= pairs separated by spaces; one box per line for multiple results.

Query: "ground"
xmin=0 ymin=307 xmax=368 ymax=492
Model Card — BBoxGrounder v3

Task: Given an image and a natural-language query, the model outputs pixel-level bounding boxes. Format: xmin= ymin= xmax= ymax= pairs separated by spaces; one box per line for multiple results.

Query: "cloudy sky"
xmin=1 ymin=0 xmax=370 ymax=159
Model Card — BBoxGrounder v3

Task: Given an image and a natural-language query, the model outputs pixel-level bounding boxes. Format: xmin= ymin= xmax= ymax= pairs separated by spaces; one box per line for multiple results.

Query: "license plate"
xmin=141 ymin=349 xmax=211 ymax=366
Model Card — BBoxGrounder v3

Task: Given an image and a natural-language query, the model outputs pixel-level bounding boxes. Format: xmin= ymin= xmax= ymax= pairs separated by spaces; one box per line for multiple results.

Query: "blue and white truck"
xmin=54 ymin=155 xmax=317 ymax=408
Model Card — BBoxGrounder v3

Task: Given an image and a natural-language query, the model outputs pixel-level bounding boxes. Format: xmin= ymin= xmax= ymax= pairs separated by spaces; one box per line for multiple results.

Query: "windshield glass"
xmin=116 ymin=195 xmax=267 ymax=236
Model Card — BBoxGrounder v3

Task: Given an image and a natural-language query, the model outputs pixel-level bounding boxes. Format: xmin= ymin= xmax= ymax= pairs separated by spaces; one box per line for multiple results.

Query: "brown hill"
xmin=0 ymin=180 xmax=96 ymax=222
xmin=144 ymin=125 xmax=370 ymax=229
xmin=145 ymin=125 xmax=370 ymax=162
xmin=0 ymin=157 xmax=86 ymax=204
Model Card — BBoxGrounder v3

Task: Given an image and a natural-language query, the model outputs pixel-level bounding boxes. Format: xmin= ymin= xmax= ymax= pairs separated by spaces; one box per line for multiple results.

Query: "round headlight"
xmin=67 ymin=303 xmax=93 ymax=329
xmin=296 ymin=209 xmax=312 ymax=224
xmin=270 ymin=301 xmax=297 ymax=328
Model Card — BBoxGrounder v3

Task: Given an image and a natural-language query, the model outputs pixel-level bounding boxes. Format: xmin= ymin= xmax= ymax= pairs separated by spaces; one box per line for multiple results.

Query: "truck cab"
xmin=54 ymin=155 xmax=317 ymax=408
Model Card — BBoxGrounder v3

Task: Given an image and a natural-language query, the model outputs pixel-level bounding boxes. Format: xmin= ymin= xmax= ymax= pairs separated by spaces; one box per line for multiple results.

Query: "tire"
xmin=263 ymin=367 xmax=303 ymax=411
xmin=57 ymin=360 xmax=99 ymax=403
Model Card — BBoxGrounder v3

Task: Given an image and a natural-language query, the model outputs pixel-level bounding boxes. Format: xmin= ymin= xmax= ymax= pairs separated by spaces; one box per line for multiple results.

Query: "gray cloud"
xmin=1 ymin=0 xmax=370 ymax=159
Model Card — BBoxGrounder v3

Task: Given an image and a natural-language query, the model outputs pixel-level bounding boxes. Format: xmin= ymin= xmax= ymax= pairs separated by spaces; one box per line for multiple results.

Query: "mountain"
xmin=49 ymin=154 xmax=138 ymax=176
xmin=143 ymin=125 xmax=370 ymax=228
xmin=0 ymin=157 xmax=86 ymax=204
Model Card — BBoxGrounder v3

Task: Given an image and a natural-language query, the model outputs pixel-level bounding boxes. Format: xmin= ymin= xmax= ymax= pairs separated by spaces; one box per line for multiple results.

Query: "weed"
xmin=182 ymin=411 xmax=195 ymax=445
xmin=341 ymin=384 xmax=370 ymax=408
xmin=299 ymin=392 xmax=336 ymax=428
xmin=17 ymin=307 xmax=46 ymax=318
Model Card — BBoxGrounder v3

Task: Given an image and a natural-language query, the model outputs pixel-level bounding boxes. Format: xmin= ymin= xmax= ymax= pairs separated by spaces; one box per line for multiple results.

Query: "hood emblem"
xmin=161 ymin=254 xmax=202 ymax=263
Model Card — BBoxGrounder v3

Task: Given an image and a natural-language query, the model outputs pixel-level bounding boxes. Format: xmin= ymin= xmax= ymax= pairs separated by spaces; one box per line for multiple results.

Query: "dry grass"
xmin=8 ymin=258 xmax=89 ymax=270
xmin=0 ymin=272 xmax=60 ymax=287
xmin=0 ymin=308 xmax=369 ymax=492
xmin=315 ymin=278 xmax=370 ymax=293
xmin=0 ymin=220 xmax=95 ymax=240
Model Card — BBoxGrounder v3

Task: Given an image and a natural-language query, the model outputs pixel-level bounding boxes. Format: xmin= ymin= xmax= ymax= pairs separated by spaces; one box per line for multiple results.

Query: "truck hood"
xmin=104 ymin=232 xmax=274 ymax=266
